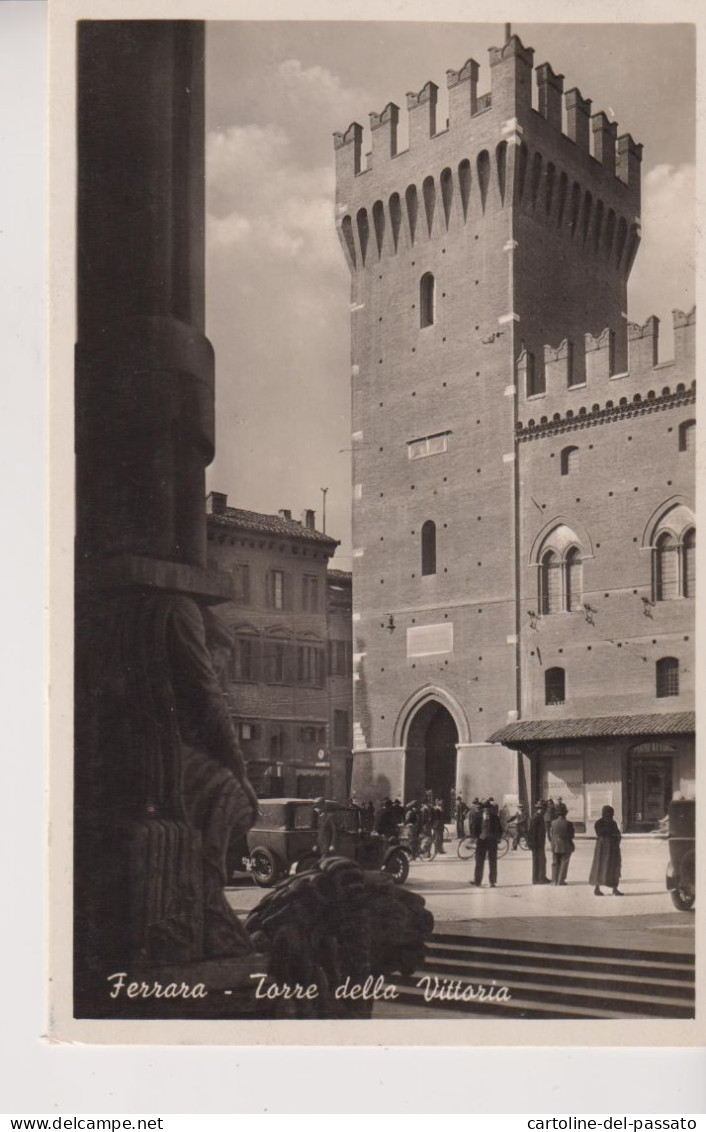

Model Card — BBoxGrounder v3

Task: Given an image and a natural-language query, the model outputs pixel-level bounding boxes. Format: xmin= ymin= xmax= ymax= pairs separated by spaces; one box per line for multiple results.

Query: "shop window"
xmin=421 ymin=520 xmax=437 ymax=576
xmin=545 ymin=667 xmax=566 ymax=705
xmin=656 ymin=657 xmax=679 ymax=698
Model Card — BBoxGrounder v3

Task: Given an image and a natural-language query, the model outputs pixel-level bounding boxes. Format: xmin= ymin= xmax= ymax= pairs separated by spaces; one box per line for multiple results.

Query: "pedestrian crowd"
xmin=349 ymin=796 xmax=448 ymax=857
xmin=455 ymin=795 xmax=624 ymax=894
xmin=349 ymin=793 xmax=624 ymax=895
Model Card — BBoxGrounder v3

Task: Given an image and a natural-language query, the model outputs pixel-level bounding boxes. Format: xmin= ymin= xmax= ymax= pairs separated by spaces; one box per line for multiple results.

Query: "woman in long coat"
xmin=589 ymin=805 xmax=623 ymax=895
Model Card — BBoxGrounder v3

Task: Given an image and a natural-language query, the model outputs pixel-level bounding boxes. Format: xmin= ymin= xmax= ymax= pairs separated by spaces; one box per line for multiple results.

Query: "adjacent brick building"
xmin=206 ymin=492 xmax=353 ymax=800
xmin=334 ymin=33 xmax=695 ymax=828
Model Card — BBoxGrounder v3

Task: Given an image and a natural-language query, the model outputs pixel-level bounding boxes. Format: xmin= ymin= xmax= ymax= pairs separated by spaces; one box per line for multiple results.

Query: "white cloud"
xmin=628 ymin=163 xmax=695 ymax=327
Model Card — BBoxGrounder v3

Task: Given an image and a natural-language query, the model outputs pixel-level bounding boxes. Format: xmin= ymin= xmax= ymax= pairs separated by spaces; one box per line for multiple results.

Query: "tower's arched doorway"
xmin=405 ymin=700 xmax=458 ymax=819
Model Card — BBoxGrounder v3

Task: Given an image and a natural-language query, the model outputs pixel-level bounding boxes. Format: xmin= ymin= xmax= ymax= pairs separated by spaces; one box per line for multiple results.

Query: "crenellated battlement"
xmin=516 ymin=309 xmax=695 ymax=422
xmin=334 ymin=33 xmax=642 ymax=274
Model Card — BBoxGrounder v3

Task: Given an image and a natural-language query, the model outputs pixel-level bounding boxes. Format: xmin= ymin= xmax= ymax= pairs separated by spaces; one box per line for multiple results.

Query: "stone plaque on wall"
xmin=406 ymin=623 xmax=453 ymax=657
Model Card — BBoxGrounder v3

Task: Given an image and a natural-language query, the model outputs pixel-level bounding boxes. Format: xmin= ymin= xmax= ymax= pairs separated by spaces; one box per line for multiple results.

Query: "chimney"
xmin=279 ymin=508 xmax=292 ymax=521
xmin=302 ymin=508 xmax=316 ymax=530
xmin=206 ymin=491 xmax=227 ymax=515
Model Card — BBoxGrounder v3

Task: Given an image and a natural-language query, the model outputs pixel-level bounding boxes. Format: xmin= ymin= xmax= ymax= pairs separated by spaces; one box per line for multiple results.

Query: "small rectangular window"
xmin=266 ymin=570 xmax=285 ymax=610
xmin=408 ymin=432 xmax=450 ymax=460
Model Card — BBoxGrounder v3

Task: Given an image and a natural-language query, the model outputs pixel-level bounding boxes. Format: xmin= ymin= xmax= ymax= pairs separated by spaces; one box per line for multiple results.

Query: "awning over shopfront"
xmin=489 ymin=711 xmax=695 ymax=748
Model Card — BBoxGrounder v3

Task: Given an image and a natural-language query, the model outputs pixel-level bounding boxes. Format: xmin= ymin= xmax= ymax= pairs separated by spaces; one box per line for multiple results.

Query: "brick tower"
xmin=334 ymin=33 xmax=645 ymax=812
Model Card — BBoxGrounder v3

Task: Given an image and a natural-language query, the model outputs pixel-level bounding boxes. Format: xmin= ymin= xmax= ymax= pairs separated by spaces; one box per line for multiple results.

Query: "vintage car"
xmin=244 ymin=798 xmax=409 ymax=887
xmin=666 ymin=797 xmax=695 ymax=911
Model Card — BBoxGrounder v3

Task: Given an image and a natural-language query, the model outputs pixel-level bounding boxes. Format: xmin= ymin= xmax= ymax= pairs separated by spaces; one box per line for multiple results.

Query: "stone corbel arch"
xmin=393 ymin=684 xmax=471 ymax=748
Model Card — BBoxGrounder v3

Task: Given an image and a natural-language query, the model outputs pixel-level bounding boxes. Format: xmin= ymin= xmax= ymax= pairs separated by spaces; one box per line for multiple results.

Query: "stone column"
xmin=74 ymin=21 xmax=242 ymax=1012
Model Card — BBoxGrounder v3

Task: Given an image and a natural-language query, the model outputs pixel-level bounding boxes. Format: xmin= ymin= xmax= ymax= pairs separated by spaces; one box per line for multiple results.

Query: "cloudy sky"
xmin=205 ymin=22 xmax=695 ymax=567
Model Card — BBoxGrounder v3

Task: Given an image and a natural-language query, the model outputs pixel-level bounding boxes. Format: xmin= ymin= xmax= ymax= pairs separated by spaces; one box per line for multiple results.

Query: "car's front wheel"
xmin=382 ymin=848 xmax=410 ymax=885
xmin=671 ymin=885 xmax=695 ymax=911
xmin=250 ymin=846 xmax=283 ymax=887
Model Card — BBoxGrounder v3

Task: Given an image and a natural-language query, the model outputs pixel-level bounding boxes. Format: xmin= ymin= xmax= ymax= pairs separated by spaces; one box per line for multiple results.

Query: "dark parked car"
xmin=666 ymin=798 xmax=695 ymax=911
xmin=244 ymin=798 xmax=409 ymax=887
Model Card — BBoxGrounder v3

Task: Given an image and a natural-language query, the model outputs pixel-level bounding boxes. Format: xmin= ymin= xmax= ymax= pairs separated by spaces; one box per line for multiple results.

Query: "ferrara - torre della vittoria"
xmin=334 ymin=32 xmax=695 ymax=832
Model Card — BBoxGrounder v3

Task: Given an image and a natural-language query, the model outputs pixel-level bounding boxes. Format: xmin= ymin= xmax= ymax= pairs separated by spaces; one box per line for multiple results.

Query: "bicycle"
xmin=399 ymin=832 xmax=437 ymax=862
xmin=457 ymin=834 xmax=512 ymax=860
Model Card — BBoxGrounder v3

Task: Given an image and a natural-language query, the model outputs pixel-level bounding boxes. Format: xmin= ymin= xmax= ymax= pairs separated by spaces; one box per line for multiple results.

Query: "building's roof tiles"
xmin=489 ymin=711 xmax=695 ymax=746
xmin=208 ymin=507 xmax=339 ymax=547
xmin=327 ymin=569 xmax=352 ymax=583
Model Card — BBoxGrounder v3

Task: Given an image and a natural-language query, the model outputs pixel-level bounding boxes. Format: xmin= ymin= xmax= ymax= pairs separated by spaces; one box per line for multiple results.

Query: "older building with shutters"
xmin=334 ymin=32 xmax=695 ymax=828
xmin=205 ymin=492 xmax=353 ymax=800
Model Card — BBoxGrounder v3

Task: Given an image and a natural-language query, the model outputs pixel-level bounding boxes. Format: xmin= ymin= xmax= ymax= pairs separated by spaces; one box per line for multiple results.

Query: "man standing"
xmin=468 ymin=798 xmax=503 ymax=888
xmin=550 ymin=802 xmax=575 ymax=885
xmin=527 ymin=801 xmax=550 ymax=884
xmin=544 ymin=796 xmax=556 ymax=844
xmin=455 ymin=796 xmax=468 ymax=840
xmin=432 ymin=800 xmax=445 ymax=854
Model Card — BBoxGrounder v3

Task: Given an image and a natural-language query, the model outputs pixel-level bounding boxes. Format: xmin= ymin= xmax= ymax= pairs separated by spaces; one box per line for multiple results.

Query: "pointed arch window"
xmin=537 ymin=525 xmax=585 ymax=616
xmin=650 ymin=503 xmax=696 ymax=601
xmin=545 ymin=667 xmax=566 ymax=706
xmin=420 ymin=272 xmax=435 ymax=328
xmin=421 ymin=520 xmax=437 ymax=576
xmin=656 ymin=657 xmax=679 ymax=699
